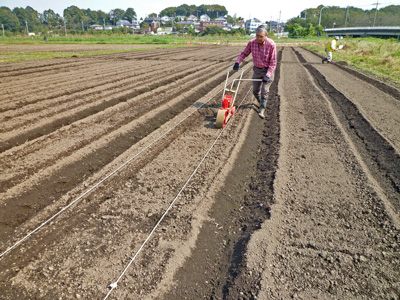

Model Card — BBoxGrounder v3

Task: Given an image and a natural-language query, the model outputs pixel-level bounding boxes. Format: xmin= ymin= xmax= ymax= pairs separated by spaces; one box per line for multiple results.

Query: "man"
xmin=233 ymin=25 xmax=277 ymax=119
xmin=322 ymin=36 xmax=340 ymax=64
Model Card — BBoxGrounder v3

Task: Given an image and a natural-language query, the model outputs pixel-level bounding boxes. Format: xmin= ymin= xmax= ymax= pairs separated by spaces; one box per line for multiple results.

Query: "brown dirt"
xmin=0 ymin=44 xmax=399 ymax=299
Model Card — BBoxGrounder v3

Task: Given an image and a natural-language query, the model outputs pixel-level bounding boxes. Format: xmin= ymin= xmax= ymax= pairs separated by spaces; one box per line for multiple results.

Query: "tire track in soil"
xmin=293 ymin=48 xmax=400 ymax=215
xmin=0 ymin=61 xmax=237 ymax=245
xmin=164 ymin=48 xmax=282 ymax=300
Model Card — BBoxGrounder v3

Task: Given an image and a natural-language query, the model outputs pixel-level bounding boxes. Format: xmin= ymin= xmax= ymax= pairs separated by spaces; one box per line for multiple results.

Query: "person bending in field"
xmin=233 ymin=24 xmax=277 ymax=119
xmin=322 ymin=36 xmax=340 ymax=64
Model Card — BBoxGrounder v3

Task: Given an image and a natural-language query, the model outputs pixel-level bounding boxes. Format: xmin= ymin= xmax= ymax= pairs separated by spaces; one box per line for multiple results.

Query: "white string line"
xmin=0 ymin=84 xmax=231 ymax=260
xmin=104 ymin=86 xmax=253 ymax=300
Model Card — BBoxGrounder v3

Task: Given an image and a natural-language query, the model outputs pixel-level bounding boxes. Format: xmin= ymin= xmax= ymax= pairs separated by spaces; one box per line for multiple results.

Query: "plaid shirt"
xmin=236 ymin=38 xmax=277 ymax=77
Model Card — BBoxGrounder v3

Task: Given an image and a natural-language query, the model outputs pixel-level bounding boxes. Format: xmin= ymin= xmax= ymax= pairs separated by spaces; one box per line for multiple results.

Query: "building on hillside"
xmin=187 ymin=15 xmax=198 ymax=22
xmin=215 ymin=17 xmax=227 ymax=24
xmin=200 ymin=14 xmax=210 ymax=22
xmin=175 ymin=15 xmax=186 ymax=21
xmin=160 ymin=16 xmax=172 ymax=23
xmin=199 ymin=20 xmax=225 ymax=33
xmin=232 ymin=22 xmax=245 ymax=30
xmin=246 ymin=18 xmax=263 ymax=32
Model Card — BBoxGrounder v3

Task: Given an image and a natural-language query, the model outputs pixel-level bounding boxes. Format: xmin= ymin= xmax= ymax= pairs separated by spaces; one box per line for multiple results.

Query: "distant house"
xmin=233 ymin=22 xmax=246 ymax=29
xmin=215 ymin=17 xmax=227 ymax=24
xmin=157 ymin=27 xmax=174 ymax=35
xmin=89 ymin=24 xmax=103 ymax=30
xmin=269 ymin=21 xmax=286 ymax=33
xmin=246 ymin=18 xmax=263 ymax=32
xmin=160 ymin=16 xmax=172 ymax=24
xmin=187 ymin=15 xmax=198 ymax=22
xmin=143 ymin=17 xmax=160 ymax=31
xmin=141 ymin=26 xmax=152 ymax=34
xmin=129 ymin=20 xmax=140 ymax=30
xmin=199 ymin=20 xmax=225 ymax=33
xmin=116 ymin=20 xmax=131 ymax=27
xmin=175 ymin=15 xmax=186 ymax=21
xmin=200 ymin=14 xmax=210 ymax=22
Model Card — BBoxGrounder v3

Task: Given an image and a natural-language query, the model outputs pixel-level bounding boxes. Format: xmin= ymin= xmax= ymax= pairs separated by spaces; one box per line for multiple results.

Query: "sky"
xmin=2 ymin=0 xmax=400 ymax=22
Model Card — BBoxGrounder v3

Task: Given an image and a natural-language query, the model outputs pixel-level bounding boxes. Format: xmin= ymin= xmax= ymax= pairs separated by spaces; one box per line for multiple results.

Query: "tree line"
xmin=0 ymin=4 xmax=231 ymax=35
xmin=285 ymin=5 xmax=400 ymax=37
xmin=0 ymin=5 xmax=137 ymax=35
xmin=159 ymin=4 xmax=228 ymax=19
xmin=1 ymin=4 xmax=399 ymax=37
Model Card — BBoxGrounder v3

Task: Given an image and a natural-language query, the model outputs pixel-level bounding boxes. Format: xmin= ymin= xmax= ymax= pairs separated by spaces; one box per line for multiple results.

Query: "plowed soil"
xmin=0 ymin=44 xmax=399 ymax=300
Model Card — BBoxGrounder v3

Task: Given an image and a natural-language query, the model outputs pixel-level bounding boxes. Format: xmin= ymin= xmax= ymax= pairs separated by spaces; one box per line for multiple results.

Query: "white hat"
xmin=334 ymin=36 xmax=339 ymax=40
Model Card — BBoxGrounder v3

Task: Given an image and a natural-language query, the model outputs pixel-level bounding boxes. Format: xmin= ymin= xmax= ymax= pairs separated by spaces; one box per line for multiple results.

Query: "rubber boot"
xmin=322 ymin=58 xmax=327 ymax=64
xmin=254 ymin=95 xmax=261 ymax=103
xmin=259 ymin=99 xmax=267 ymax=119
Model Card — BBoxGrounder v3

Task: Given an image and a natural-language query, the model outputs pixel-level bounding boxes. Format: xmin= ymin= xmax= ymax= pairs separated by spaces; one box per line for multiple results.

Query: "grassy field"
xmin=0 ymin=35 xmax=399 ymax=85
xmin=304 ymin=37 xmax=400 ymax=85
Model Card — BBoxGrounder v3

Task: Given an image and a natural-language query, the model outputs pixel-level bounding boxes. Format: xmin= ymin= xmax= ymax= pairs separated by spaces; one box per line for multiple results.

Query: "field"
xmin=0 ymin=44 xmax=399 ymax=299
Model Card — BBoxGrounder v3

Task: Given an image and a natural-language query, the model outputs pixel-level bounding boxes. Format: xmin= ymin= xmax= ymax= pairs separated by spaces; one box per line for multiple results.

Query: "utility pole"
xmin=1 ymin=24 xmax=4 ymax=36
xmin=304 ymin=10 xmax=307 ymax=27
xmin=64 ymin=19 xmax=67 ymax=35
xmin=373 ymin=2 xmax=379 ymax=27
xmin=82 ymin=20 xmax=84 ymax=32
xmin=25 ymin=20 xmax=29 ymax=35
xmin=318 ymin=6 xmax=325 ymax=26
xmin=277 ymin=10 xmax=281 ymax=38
xmin=345 ymin=6 xmax=349 ymax=27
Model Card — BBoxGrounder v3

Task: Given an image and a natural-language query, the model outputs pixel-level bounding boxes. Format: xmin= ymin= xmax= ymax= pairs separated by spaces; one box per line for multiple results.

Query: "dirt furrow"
xmin=0 ymin=59 xmax=197 ymax=130
xmin=0 ymin=66 xmax=256 ymax=299
xmin=293 ymin=48 xmax=400 ymax=217
xmin=0 ymin=58 xmax=104 ymax=79
xmin=163 ymin=48 xmax=282 ymax=300
xmin=243 ymin=46 xmax=400 ymax=300
xmin=0 ymin=59 xmax=169 ymax=106
xmin=0 ymin=59 xmax=228 ymax=152
xmin=0 ymin=59 xmax=233 ymax=190
xmin=0 ymin=59 xmax=244 ymax=245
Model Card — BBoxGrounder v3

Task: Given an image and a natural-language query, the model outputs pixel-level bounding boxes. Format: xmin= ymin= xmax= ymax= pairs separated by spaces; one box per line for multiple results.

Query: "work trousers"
xmin=252 ymin=66 xmax=274 ymax=105
xmin=325 ymin=49 xmax=333 ymax=62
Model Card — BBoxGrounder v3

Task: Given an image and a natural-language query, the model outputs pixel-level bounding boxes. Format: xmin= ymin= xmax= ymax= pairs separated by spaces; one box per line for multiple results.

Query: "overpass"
xmin=325 ymin=27 xmax=400 ymax=39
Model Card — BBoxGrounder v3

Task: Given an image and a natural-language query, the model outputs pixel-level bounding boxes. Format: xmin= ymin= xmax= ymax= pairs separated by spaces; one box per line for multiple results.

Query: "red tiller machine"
xmin=215 ymin=67 xmax=262 ymax=128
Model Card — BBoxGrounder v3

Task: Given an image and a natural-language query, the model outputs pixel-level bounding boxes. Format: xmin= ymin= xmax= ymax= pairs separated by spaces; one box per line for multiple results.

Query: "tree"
xmin=124 ymin=8 xmax=136 ymax=23
xmin=198 ymin=4 xmax=227 ymax=19
xmin=109 ymin=9 xmax=125 ymax=24
xmin=64 ymin=6 xmax=84 ymax=29
xmin=159 ymin=7 xmax=176 ymax=17
xmin=96 ymin=10 xmax=108 ymax=25
xmin=202 ymin=25 xmax=225 ymax=35
xmin=13 ymin=6 xmax=41 ymax=31
xmin=0 ymin=6 xmax=21 ymax=33
xmin=40 ymin=9 xmax=62 ymax=28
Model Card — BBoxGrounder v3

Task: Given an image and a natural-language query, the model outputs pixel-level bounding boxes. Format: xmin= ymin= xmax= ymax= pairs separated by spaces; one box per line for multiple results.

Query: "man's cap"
xmin=334 ymin=36 xmax=339 ymax=40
